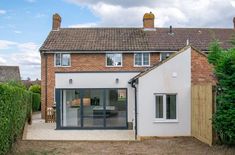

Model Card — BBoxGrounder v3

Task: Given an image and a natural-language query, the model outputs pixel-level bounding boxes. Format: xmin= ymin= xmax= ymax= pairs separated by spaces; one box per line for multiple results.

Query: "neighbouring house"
xmin=0 ymin=66 xmax=21 ymax=82
xmin=22 ymin=78 xmax=41 ymax=89
xmin=40 ymin=12 xmax=234 ymax=138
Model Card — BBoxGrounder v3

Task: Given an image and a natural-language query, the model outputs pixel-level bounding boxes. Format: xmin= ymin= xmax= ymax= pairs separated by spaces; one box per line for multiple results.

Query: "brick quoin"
xmin=41 ymin=52 xmax=160 ymax=118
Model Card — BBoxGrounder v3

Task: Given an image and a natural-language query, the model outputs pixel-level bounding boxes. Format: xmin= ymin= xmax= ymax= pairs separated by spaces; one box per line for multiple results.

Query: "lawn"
xmin=9 ymin=137 xmax=235 ymax=155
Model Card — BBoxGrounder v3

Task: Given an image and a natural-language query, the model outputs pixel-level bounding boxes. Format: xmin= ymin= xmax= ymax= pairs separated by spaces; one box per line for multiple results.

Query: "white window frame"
xmin=134 ymin=53 xmax=150 ymax=67
xmin=160 ymin=52 xmax=174 ymax=61
xmin=106 ymin=53 xmax=123 ymax=67
xmin=154 ymin=93 xmax=178 ymax=123
xmin=54 ymin=53 xmax=71 ymax=67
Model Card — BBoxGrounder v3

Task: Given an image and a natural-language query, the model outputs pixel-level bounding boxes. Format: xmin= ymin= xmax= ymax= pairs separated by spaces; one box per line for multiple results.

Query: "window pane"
xmin=166 ymin=95 xmax=176 ymax=119
xmin=55 ymin=53 xmax=61 ymax=66
xmin=62 ymin=54 xmax=71 ymax=66
xmin=106 ymin=54 xmax=114 ymax=66
xmin=161 ymin=52 xmax=172 ymax=61
xmin=106 ymin=89 xmax=127 ymax=127
xmin=155 ymin=96 xmax=163 ymax=118
xmin=114 ymin=54 xmax=122 ymax=66
xmin=106 ymin=54 xmax=122 ymax=66
xmin=134 ymin=53 xmax=142 ymax=66
xmin=143 ymin=53 xmax=149 ymax=65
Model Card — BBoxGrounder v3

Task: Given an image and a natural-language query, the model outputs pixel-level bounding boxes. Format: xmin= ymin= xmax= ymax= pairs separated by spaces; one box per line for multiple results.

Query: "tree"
xmin=29 ymin=84 xmax=41 ymax=94
xmin=208 ymin=41 xmax=235 ymax=145
xmin=208 ymin=40 xmax=223 ymax=66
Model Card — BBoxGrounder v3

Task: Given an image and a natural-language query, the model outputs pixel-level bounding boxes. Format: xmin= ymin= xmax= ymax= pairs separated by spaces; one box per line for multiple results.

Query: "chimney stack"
xmin=233 ymin=17 xmax=235 ymax=29
xmin=143 ymin=12 xmax=155 ymax=30
xmin=52 ymin=13 xmax=61 ymax=31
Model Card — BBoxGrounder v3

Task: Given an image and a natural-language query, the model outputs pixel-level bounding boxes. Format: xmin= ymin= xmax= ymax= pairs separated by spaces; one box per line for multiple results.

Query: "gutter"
xmin=129 ymin=79 xmax=138 ymax=140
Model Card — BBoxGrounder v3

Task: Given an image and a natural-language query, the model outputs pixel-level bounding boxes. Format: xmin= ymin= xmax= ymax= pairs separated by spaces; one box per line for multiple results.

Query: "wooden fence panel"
xmin=191 ymin=84 xmax=214 ymax=146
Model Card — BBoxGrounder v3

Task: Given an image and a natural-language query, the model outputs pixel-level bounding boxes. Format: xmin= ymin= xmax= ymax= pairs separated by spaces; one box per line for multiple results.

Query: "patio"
xmin=23 ymin=112 xmax=135 ymax=141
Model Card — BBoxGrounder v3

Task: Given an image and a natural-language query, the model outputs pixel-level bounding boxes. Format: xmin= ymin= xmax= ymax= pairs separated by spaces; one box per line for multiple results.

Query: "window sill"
xmin=153 ymin=119 xmax=179 ymax=123
xmin=54 ymin=66 xmax=71 ymax=67
xmin=106 ymin=66 xmax=123 ymax=67
xmin=134 ymin=65 xmax=150 ymax=67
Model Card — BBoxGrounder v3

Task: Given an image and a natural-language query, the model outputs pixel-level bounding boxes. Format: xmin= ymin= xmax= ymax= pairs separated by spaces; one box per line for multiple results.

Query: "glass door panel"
xmin=61 ymin=90 xmax=81 ymax=127
xmin=82 ymin=89 xmax=105 ymax=128
xmin=105 ymin=89 xmax=127 ymax=127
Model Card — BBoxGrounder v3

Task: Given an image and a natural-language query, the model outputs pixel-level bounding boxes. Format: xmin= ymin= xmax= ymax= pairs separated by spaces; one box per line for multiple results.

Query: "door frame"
xmin=55 ymin=88 xmax=128 ymax=130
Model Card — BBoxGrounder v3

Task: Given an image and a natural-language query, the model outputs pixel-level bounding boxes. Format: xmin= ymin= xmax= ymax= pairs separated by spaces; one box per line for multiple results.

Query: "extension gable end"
xmin=130 ymin=46 xmax=215 ymax=137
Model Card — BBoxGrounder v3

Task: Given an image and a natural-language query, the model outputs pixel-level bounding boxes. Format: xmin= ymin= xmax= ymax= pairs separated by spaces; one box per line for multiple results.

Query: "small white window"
xmin=134 ymin=53 xmax=150 ymax=66
xmin=106 ymin=54 xmax=122 ymax=67
xmin=155 ymin=94 xmax=177 ymax=120
xmin=160 ymin=52 xmax=173 ymax=61
xmin=55 ymin=53 xmax=71 ymax=67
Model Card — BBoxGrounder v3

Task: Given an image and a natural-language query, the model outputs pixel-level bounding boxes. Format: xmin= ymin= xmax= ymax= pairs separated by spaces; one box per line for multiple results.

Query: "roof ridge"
xmin=60 ymin=27 xmax=234 ymax=30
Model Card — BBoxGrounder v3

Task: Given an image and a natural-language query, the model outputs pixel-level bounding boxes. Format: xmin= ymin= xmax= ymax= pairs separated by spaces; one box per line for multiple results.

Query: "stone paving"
xmin=23 ymin=112 xmax=135 ymax=141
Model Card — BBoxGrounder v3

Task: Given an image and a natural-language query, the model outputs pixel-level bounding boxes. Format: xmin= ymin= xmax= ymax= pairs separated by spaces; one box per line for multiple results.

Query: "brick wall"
xmin=191 ymin=48 xmax=216 ymax=85
xmin=41 ymin=52 xmax=160 ymax=118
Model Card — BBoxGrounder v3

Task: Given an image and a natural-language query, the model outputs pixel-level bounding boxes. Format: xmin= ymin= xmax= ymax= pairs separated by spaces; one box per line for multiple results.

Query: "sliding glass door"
xmin=57 ymin=88 xmax=127 ymax=129
xmin=61 ymin=90 xmax=81 ymax=127
xmin=105 ymin=89 xmax=127 ymax=127
xmin=83 ymin=89 xmax=105 ymax=128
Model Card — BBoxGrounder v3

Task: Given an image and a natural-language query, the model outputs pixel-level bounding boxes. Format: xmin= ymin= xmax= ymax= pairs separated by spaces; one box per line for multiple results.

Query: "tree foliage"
xmin=208 ymin=41 xmax=235 ymax=145
xmin=29 ymin=84 xmax=41 ymax=94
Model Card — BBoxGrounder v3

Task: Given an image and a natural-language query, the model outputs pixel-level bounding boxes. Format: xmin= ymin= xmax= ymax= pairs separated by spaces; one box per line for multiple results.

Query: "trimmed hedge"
xmin=32 ymin=93 xmax=41 ymax=111
xmin=0 ymin=83 xmax=32 ymax=155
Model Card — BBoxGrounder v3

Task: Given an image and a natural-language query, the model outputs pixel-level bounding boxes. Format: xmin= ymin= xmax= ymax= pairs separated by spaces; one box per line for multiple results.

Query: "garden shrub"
xmin=208 ymin=41 xmax=235 ymax=145
xmin=32 ymin=93 xmax=41 ymax=111
xmin=0 ymin=83 xmax=32 ymax=155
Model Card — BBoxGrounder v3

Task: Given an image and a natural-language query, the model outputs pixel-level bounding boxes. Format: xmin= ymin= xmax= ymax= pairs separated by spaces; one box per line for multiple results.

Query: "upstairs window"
xmin=55 ymin=53 xmax=71 ymax=67
xmin=160 ymin=52 xmax=173 ymax=61
xmin=134 ymin=53 xmax=150 ymax=66
xmin=106 ymin=54 xmax=122 ymax=67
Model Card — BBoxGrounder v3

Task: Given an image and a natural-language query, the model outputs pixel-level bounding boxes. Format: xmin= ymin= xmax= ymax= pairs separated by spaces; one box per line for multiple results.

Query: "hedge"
xmin=32 ymin=93 xmax=41 ymax=111
xmin=0 ymin=83 xmax=32 ymax=155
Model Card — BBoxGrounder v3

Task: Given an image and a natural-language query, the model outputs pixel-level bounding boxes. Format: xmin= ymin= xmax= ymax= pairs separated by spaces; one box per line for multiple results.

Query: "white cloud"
xmin=0 ymin=57 xmax=6 ymax=64
xmin=0 ymin=40 xmax=40 ymax=80
xmin=0 ymin=9 xmax=6 ymax=15
xmin=0 ymin=40 xmax=17 ymax=49
xmin=14 ymin=30 xmax=22 ymax=34
xmin=35 ymin=13 xmax=46 ymax=18
xmin=69 ymin=22 xmax=98 ymax=28
xmin=65 ymin=0 xmax=235 ymax=28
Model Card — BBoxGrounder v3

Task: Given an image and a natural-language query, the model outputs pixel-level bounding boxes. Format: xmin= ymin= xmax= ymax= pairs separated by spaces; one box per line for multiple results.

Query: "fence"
xmin=191 ymin=84 xmax=216 ymax=145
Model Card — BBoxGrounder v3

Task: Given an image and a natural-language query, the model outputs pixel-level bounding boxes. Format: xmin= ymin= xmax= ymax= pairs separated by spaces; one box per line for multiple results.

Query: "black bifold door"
xmin=56 ymin=88 xmax=127 ymax=129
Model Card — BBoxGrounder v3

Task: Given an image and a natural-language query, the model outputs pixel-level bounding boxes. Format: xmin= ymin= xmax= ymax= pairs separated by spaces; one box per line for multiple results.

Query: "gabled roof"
xmin=129 ymin=45 xmax=206 ymax=82
xmin=0 ymin=66 xmax=21 ymax=82
xmin=40 ymin=28 xmax=234 ymax=52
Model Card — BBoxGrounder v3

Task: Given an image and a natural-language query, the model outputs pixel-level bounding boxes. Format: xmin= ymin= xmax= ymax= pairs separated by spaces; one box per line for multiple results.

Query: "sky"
xmin=0 ymin=0 xmax=235 ymax=80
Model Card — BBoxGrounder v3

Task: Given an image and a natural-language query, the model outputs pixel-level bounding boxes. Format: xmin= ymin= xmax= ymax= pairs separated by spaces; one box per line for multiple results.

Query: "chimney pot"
xmin=52 ymin=13 xmax=61 ymax=30
xmin=143 ymin=12 xmax=155 ymax=30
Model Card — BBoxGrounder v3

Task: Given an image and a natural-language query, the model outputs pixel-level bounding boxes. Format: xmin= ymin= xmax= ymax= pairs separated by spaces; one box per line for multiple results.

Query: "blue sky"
xmin=1 ymin=0 xmax=235 ymax=80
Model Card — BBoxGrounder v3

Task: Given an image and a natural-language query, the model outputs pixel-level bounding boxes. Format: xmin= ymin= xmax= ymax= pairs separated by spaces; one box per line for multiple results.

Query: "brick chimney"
xmin=143 ymin=12 xmax=155 ymax=29
xmin=52 ymin=13 xmax=61 ymax=31
xmin=233 ymin=17 xmax=235 ymax=29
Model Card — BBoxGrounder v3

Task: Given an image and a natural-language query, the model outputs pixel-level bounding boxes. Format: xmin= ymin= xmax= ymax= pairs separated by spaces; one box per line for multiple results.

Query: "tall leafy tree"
xmin=208 ymin=41 xmax=235 ymax=145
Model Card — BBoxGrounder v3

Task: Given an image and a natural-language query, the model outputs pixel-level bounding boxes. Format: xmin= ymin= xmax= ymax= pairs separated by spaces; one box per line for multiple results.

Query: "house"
xmin=40 ymin=12 xmax=233 ymax=138
xmin=22 ymin=78 xmax=41 ymax=89
xmin=0 ymin=66 xmax=21 ymax=82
